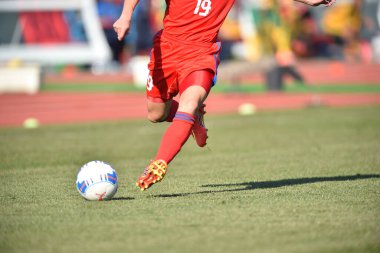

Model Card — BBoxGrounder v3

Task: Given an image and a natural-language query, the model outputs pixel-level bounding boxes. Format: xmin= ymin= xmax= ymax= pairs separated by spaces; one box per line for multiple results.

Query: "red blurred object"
xmin=20 ymin=12 xmax=70 ymax=44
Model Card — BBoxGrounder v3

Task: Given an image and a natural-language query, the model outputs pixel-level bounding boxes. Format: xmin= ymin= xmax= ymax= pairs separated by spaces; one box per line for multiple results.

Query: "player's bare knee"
xmin=147 ymin=111 xmax=166 ymax=123
xmin=147 ymin=100 xmax=171 ymax=123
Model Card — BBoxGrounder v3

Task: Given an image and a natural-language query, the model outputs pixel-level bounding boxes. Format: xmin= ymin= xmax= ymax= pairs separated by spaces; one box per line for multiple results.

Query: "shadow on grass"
xmin=112 ymin=197 xmax=135 ymax=201
xmin=153 ymin=173 xmax=380 ymax=198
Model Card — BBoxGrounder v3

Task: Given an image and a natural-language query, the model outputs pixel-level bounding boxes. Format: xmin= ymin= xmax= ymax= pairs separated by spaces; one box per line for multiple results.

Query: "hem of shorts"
xmin=146 ymin=96 xmax=168 ymax=103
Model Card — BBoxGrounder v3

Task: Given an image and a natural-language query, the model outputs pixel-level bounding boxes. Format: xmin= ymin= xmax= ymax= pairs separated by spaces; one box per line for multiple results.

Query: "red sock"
xmin=155 ymin=112 xmax=194 ymax=164
xmin=166 ymin=100 xmax=179 ymax=122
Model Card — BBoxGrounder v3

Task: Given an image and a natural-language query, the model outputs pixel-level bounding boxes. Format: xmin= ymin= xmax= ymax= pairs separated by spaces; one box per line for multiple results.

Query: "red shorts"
xmin=146 ymin=32 xmax=221 ymax=102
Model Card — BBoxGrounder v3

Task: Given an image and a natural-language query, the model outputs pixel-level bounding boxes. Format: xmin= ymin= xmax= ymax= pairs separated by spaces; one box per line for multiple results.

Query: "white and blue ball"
xmin=76 ymin=161 xmax=118 ymax=201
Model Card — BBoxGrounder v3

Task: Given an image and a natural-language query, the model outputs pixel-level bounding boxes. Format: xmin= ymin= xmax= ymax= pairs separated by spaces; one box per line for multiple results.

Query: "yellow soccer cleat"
xmin=136 ymin=160 xmax=168 ymax=191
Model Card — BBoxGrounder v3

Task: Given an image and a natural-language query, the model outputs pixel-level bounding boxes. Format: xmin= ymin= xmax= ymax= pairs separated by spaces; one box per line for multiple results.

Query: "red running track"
xmin=1 ymin=92 xmax=380 ymax=127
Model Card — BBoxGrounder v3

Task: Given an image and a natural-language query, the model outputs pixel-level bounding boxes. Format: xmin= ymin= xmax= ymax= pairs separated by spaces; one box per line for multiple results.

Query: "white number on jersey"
xmin=194 ymin=0 xmax=212 ymax=17
xmin=147 ymin=75 xmax=154 ymax=91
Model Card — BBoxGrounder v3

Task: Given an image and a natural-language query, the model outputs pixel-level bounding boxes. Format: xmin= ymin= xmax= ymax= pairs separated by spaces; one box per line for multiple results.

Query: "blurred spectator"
xmin=134 ymin=0 xmax=156 ymax=54
xmin=321 ymin=0 xmax=362 ymax=61
xmin=64 ymin=11 xmax=87 ymax=42
xmin=358 ymin=0 xmax=379 ymax=63
xmin=11 ymin=0 xmax=378 ymax=74
xmin=291 ymin=6 xmax=333 ymax=58
xmin=240 ymin=0 xmax=304 ymax=90
xmin=218 ymin=3 xmax=242 ymax=60
xmin=96 ymin=0 xmax=155 ymax=71
xmin=97 ymin=0 xmax=125 ymax=67
xmin=74 ymin=0 xmax=380 ymax=67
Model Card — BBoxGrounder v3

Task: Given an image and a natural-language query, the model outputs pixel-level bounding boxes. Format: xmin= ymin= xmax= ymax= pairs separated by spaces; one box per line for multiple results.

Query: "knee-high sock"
xmin=166 ymin=100 xmax=179 ymax=122
xmin=155 ymin=112 xmax=194 ymax=164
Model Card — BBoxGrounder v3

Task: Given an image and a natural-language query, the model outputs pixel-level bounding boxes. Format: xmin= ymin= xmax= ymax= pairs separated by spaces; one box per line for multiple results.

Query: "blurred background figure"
xmin=0 ymin=0 xmax=379 ymax=90
xmin=321 ymin=0 xmax=363 ymax=61
xmin=220 ymin=0 xmax=305 ymax=90
xmin=95 ymin=0 xmax=154 ymax=72
xmin=97 ymin=0 xmax=125 ymax=70
xmin=19 ymin=11 xmax=70 ymax=44
xmin=254 ymin=0 xmax=305 ymax=90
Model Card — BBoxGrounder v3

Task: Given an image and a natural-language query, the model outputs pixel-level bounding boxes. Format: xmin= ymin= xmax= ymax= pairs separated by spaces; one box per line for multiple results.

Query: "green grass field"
xmin=41 ymin=82 xmax=380 ymax=93
xmin=0 ymin=106 xmax=379 ymax=253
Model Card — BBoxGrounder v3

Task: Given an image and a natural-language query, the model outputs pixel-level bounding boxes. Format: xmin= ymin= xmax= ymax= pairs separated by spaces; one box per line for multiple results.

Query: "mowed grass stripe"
xmin=41 ymin=82 xmax=380 ymax=93
xmin=0 ymin=106 xmax=379 ymax=253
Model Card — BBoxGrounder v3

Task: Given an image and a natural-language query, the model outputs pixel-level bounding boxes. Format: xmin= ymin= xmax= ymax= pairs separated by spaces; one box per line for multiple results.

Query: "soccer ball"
xmin=76 ymin=161 xmax=118 ymax=201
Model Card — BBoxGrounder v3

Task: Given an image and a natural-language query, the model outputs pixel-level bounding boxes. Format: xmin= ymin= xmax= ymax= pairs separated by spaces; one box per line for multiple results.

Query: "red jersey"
xmin=147 ymin=0 xmax=235 ymax=101
xmin=162 ymin=0 xmax=235 ymax=43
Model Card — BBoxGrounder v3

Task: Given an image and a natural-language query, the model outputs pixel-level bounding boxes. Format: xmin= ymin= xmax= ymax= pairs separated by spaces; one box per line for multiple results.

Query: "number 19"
xmin=194 ymin=0 xmax=212 ymax=17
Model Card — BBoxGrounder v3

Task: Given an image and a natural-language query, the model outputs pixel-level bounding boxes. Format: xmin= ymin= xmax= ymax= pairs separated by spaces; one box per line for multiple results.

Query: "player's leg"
xmin=137 ymin=98 xmax=181 ymax=191
xmin=137 ymin=86 xmax=206 ymax=191
xmin=136 ymin=99 xmax=170 ymax=191
xmin=146 ymin=98 xmax=178 ymax=123
xmin=152 ymin=82 xmax=209 ymax=164
xmin=180 ymin=70 xmax=214 ymax=147
xmin=146 ymin=67 xmax=179 ymax=123
xmin=137 ymin=71 xmax=213 ymax=191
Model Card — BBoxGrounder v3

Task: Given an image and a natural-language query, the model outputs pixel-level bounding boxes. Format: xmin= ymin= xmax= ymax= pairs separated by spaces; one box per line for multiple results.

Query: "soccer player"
xmin=113 ymin=0 xmax=336 ymax=191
